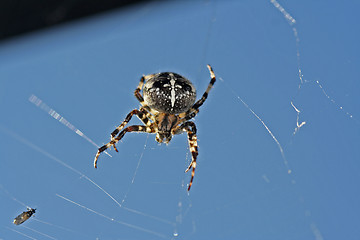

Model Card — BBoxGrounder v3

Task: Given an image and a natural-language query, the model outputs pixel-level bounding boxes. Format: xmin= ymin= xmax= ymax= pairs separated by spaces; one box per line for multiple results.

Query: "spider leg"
xmin=173 ymin=121 xmax=198 ymax=191
xmin=180 ymin=64 xmax=216 ymax=121
xmin=134 ymin=74 xmax=158 ymax=115
xmin=110 ymin=109 xmax=154 ymax=141
xmin=193 ymin=64 xmax=216 ymax=110
xmin=94 ymin=125 xmax=155 ymax=168
xmin=178 ymin=109 xmax=199 ymax=125
xmin=134 ymin=75 xmax=146 ymax=104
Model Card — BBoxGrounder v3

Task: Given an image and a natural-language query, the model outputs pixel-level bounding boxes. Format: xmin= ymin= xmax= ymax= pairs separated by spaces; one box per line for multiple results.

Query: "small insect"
xmin=94 ymin=65 xmax=216 ymax=191
xmin=13 ymin=208 xmax=36 ymax=225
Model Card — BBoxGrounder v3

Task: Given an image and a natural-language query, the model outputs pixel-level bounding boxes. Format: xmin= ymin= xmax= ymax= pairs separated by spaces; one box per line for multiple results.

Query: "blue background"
xmin=1 ymin=1 xmax=360 ymax=239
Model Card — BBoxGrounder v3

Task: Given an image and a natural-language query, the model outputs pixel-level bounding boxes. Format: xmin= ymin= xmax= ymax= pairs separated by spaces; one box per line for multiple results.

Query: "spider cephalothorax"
xmin=94 ymin=65 xmax=216 ymax=191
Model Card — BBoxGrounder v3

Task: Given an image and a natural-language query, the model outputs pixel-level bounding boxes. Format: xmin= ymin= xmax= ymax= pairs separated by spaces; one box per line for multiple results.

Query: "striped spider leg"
xmin=94 ymin=75 xmax=157 ymax=168
xmin=172 ymin=121 xmax=198 ymax=191
xmin=94 ymin=124 xmax=156 ymax=168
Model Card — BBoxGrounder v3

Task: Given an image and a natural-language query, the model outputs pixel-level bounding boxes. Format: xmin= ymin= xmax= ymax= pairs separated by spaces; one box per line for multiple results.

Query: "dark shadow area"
xmin=0 ymin=0 xmax=149 ymax=40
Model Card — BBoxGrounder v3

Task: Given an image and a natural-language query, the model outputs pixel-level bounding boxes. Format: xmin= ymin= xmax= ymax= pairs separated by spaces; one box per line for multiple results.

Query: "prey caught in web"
xmin=13 ymin=208 xmax=36 ymax=225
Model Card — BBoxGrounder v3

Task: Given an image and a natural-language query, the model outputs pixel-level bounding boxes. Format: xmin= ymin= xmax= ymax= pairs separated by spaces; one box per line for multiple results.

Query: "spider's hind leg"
xmin=134 ymin=74 xmax=157 ymax=115
xmin=178 ymin=65 xmax=216 ymax=125
xmin=185 ymin=65 xmax=216 ymax=119
xmin=192 ymin=65 xmax=216 ymax=109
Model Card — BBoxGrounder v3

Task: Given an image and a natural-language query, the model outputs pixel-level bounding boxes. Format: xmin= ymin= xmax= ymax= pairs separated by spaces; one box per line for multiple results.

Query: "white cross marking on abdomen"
xmin=170 ymin=77 xmax=176 ymax=107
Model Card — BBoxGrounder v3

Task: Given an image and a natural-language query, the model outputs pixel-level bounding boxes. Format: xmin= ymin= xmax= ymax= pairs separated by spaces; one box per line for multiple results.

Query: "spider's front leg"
xmin=94 ymin=125 xmax=155 ymax=168
xmin=110 ymin=109 xmax=153 ymax=149
xmin=174 ymin=121 xmax=198 ymax=191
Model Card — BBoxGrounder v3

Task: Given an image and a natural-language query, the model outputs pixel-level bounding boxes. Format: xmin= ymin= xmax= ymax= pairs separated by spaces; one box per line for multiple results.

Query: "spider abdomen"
xmin=143 ymin=72 xmax=196 ymax=114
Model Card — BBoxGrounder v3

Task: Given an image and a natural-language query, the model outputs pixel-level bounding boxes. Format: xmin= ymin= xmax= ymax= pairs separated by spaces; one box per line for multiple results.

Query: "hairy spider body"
xmin=154 ymin=112 xmax=178 ymax=143
xmin=94 ymin=65 xmax=216 ymax=191
xmin=143 ymin=72 xmax=197 ymax=114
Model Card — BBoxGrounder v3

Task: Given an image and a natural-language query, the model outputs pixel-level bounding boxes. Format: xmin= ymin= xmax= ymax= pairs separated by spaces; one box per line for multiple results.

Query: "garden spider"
xmin=94 ymin=65 xmax=216 ymax=191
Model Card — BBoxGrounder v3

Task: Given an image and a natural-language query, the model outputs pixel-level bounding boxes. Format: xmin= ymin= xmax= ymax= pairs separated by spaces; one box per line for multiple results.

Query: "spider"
xmin=94 ymin=64 xmax=216 ymax=191
xmin=13 ymin=208 xmax=36 ymax=225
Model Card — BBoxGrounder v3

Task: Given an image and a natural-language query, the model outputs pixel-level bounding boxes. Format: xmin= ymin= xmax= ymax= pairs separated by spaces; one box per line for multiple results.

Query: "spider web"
xmin=1 ymin=0 xmax=360 ymax=239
